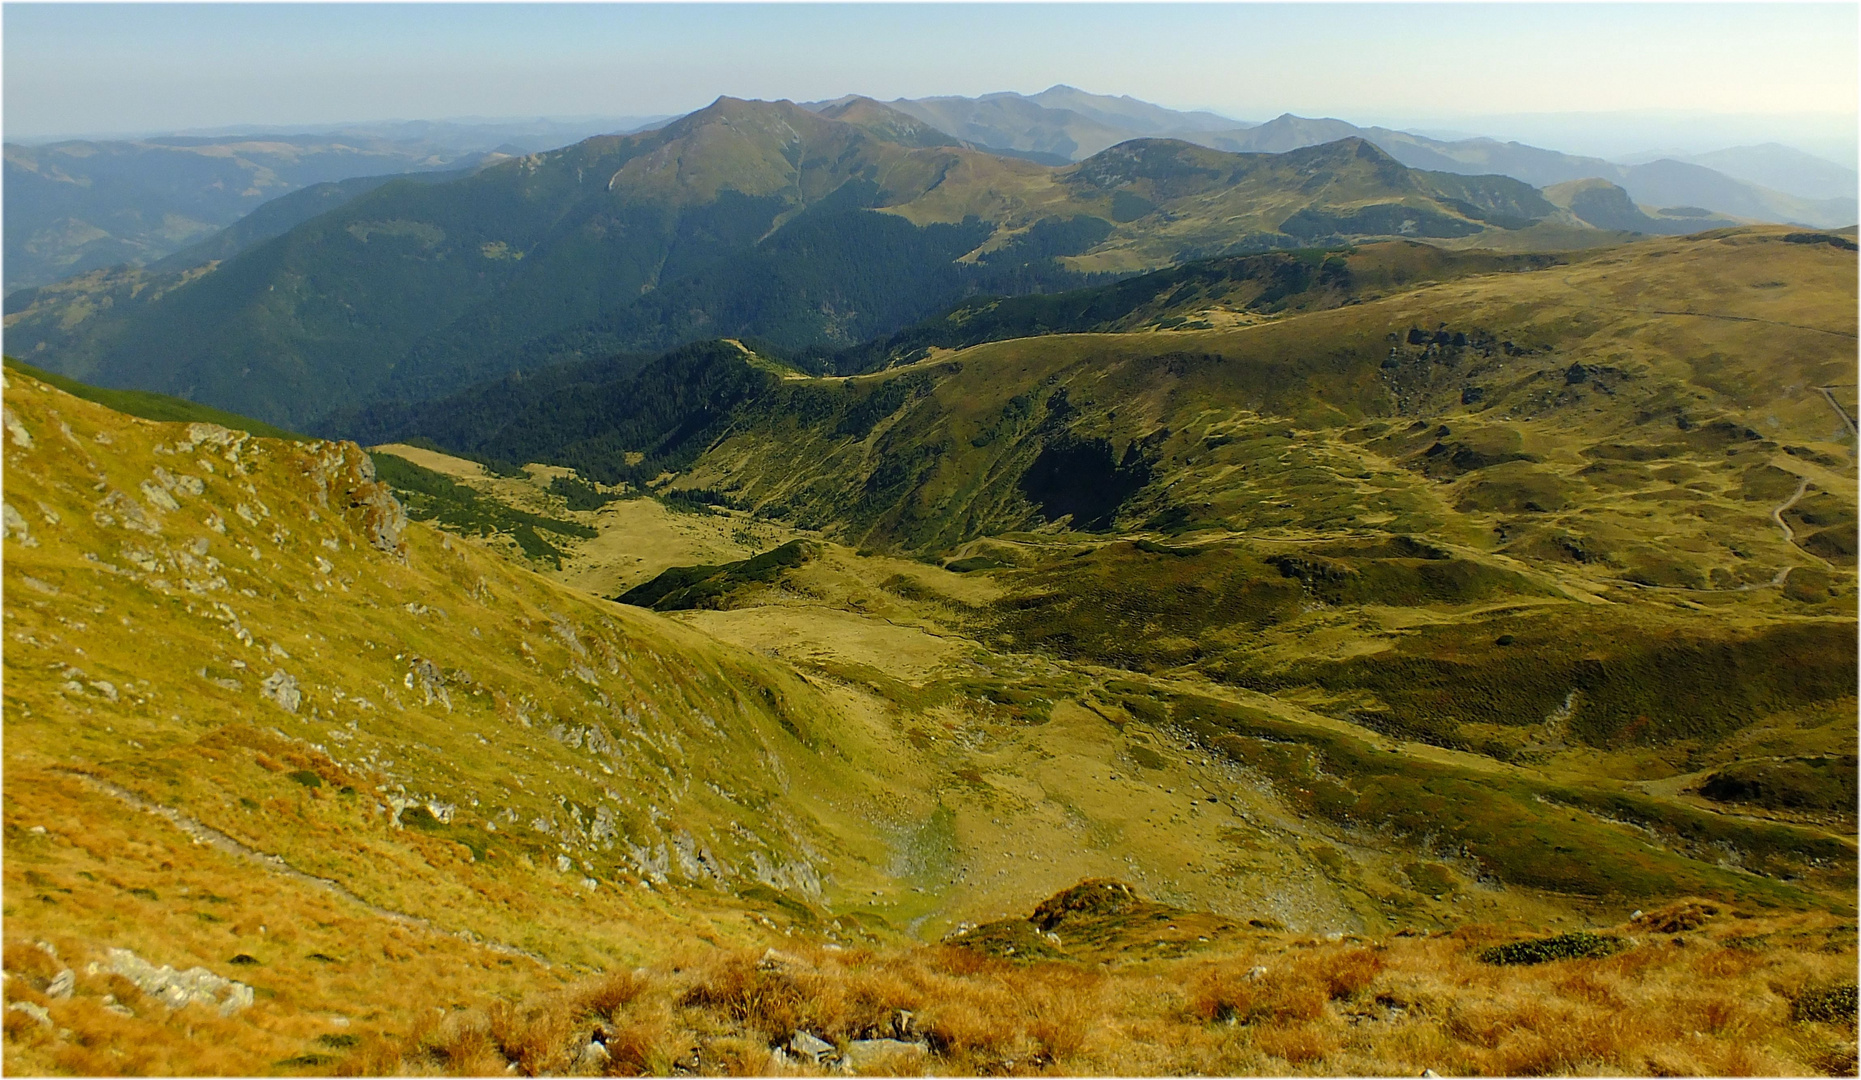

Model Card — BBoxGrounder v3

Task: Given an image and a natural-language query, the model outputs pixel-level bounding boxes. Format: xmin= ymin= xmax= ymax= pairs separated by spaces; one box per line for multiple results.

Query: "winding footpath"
xmin=54 ymin=767 xmax=551 ymax=966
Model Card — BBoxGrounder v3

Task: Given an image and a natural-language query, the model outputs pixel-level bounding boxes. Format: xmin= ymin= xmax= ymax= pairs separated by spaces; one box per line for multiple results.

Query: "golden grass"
xmin=352 ymin=901 xmax=1856 ymax=1077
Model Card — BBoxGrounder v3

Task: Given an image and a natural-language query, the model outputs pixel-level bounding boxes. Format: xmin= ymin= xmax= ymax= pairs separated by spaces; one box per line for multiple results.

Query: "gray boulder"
xmin=260 ymin=670 xmax=301 ymax=713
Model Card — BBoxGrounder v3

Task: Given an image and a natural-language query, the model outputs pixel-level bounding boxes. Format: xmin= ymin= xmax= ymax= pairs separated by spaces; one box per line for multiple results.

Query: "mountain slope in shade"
xmin=3 ymin=136 xmax=502 ymax=291
xmin=5 ymin=99 xmax=1570 ymax=431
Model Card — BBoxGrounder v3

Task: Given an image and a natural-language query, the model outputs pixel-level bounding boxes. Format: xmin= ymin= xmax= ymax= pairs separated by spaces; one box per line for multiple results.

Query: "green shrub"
xmin=1478 ymin=931 xmax=1623 ymax=965
xmin=1793 ymin=983 xmax=1859 ymax=1024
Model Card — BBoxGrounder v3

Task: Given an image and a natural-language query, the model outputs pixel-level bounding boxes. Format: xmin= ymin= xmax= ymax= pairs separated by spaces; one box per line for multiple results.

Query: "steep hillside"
xmin=5 ymin=98 xmax=1595 ymax=430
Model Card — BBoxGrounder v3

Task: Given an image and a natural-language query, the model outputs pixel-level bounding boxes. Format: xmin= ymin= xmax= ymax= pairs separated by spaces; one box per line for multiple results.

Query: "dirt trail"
xmin=1643 ymin=308 xmax=1859 ymax=339
xmin=54 ymin=768 xmax=549 ymax=966
xmin=1816 ymin=385 xmax=1858 ymax=446
xmin=1772 ymin=476 xmax=1811 ymax=548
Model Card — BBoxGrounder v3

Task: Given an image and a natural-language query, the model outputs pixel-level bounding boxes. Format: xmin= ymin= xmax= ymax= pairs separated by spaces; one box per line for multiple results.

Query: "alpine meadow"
xmin=2 ymin=6 xmax=1858 ymax=1077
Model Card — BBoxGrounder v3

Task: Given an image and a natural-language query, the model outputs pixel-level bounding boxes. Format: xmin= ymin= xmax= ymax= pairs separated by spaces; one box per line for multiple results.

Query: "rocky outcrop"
xmin=305 ymin=440 xmax=407 ymax=561
xmin=406 ymin=658 xmax=450 ymax=709
xmin=99 ymin=947 xmax=254 ymax=1016
xmin=260 ymin=670 xmax=302 ymax=713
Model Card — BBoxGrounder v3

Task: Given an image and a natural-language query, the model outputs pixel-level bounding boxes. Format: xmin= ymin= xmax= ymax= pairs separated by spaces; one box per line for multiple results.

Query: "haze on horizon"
xmin=4 ymin=2 xmax=1858 ymax=162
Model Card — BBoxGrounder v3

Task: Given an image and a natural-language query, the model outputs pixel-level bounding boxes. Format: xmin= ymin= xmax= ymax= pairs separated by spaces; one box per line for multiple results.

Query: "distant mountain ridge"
xmin=1619 ymin=142 xmax=1858 ymax=203
xmin=859 ymin=91 xmax=1856 ymax=230
xmin=1 ymin=118 xmax=668 ymax=291
xmin=4 ymin=97 xmax=1590 ymax=430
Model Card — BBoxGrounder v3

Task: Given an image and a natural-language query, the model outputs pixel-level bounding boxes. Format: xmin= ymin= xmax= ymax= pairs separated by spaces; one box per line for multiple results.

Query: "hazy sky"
xmin=6 ymin=3 xmax=1857 ymax=154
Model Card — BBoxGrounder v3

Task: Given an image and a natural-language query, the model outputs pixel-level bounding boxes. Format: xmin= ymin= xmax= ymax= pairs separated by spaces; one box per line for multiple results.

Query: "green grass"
xmin=1227 ymin=614 xmax=1857 ymax=756
xmin=1112 ymin=683 xmax=1845 ymax=905
xmin=368 ymin=450 xmax=595 ymax=568
xmin=614 ymin=540 xmax=815 ymax=611
xmin=3 ymin=356 xmax=305 ymax=440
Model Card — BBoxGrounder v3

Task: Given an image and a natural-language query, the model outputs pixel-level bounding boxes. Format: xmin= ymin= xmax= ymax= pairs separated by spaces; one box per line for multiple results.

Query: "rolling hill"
xmin=344 ymin=225 xmax=1860 ymax=786
xmin=3 ymin=214 xmax=1855 ymax=1074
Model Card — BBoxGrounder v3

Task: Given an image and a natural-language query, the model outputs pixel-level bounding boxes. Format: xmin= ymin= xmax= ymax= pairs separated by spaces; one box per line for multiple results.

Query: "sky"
xmin=5 ymin=3 xmax=1857 ymax=158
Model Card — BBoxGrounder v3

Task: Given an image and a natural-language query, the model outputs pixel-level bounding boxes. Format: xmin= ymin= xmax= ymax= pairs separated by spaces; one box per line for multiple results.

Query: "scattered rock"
xmin=140 ymin=480 xmax=181 ymax=512
xmin=406 ymin=659 xmax=450 ymax=709
xmin=4 ymin=405 xmax=34 ymax=448
xmin=46 ymin=969 xmax=74 ymax=1000
xmin=260 ymin=670 xmax=302 ymax=713
xmin=7 ymin=1001 xmax=51 ymax=1027
xmin=788 ymin=1030 xmax=836 ymax=1066
xmin=574 ymin=1039 xmax=612 ymax=1074
xmin=3 ymin=502 xmax=37 ymax=546
xmin=758 ymin=948 xmax=812 ymax=973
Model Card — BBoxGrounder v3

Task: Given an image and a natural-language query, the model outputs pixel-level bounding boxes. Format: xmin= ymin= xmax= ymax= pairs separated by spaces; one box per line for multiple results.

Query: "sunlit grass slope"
xmin=0 ymin=369 xmax=973 ymax=1073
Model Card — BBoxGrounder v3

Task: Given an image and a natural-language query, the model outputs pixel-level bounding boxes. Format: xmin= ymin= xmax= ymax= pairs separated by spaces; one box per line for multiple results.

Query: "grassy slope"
xmin=0 ymin=370 xmax=959 ymax=1072
xmin=2 ymin=232 xmax=1856 ymax=1071
xmin=2 ymin=355 xmax=305 ymax=440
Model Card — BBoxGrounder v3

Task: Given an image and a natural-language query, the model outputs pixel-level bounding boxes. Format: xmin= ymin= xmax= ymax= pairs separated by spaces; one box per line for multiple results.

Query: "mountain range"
xmin=8 ymin=86 xmax=1851 ymax=304
xmin=863 ymin=90 xmax=1856 ymax=229
xmin=7 ymin=94 xmax=1644 ymax=430
xmin=3 ymin=80 xmax=1856 ymax=1080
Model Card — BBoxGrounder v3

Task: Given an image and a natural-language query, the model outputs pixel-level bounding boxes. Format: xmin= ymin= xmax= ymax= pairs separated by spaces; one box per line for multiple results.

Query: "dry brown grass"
xmin=346 ymin=901 xmax=1857 ymax=1077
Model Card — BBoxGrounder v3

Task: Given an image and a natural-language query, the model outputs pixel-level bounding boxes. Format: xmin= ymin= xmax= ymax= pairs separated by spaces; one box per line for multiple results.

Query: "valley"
xmin=3 ymin=110 xmax=1856 ymax=1077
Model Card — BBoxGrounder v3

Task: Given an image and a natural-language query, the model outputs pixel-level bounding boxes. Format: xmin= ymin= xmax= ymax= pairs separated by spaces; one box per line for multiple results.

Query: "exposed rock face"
xmin=103 ymin=947 xmax=254 ymax=1016
xmin=305 ymin=440 xmax=408 ymax=561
